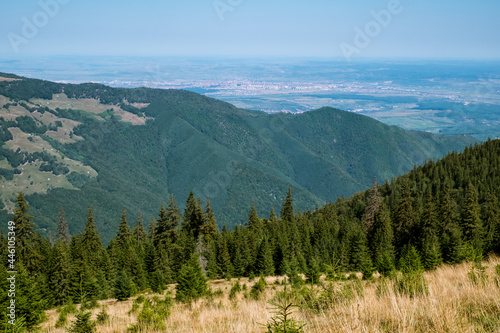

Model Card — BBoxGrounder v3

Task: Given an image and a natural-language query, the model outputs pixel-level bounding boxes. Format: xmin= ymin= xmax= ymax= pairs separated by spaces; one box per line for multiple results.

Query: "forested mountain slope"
xmin=0 ymin=73 xmax=476 ymax=241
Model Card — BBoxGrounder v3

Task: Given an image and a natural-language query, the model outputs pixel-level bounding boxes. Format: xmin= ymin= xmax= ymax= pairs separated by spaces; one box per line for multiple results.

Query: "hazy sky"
xmin=1 ymin=0 xmax=499 ymax=59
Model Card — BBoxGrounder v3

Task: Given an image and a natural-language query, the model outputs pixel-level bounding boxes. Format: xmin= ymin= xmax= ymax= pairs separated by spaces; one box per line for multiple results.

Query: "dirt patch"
xmin=0 ymin=77 xmax=21 ymax=82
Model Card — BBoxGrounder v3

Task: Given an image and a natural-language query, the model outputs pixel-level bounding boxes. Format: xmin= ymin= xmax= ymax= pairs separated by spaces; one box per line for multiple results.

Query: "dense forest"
xmin=0 ymin=73 xmax=475 ymax=237
xmin=1 ymin=139 xmax=499 ymax=330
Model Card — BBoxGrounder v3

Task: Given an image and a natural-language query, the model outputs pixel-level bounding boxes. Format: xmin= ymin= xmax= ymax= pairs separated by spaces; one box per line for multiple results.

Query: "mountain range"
xmin=0 ymin=72 xmax=476 ymax=242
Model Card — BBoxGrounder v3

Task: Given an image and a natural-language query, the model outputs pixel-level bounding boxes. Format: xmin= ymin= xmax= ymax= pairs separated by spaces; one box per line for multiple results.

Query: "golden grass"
xmin=31 ymin=94 xmax=147 ymax=125
xmin=0 ymin=77 xmax=21 ymax=82
xmin=39 ymin=257 xmax=500 ymax=333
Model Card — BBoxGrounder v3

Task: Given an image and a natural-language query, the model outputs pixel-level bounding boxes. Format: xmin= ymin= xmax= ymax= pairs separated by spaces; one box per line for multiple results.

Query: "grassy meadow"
xmin=40 ymin=257 xmax=500 ymax=333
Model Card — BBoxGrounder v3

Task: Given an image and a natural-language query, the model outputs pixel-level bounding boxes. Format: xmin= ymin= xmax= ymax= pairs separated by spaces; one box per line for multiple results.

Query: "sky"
xmin=0 ymin=0 xmax=499 ymax=59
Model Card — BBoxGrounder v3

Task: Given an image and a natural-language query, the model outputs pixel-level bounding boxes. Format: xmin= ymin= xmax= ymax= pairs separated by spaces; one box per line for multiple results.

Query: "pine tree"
xmin=395 ymin=180 xmax=416 ymax=250
xmin=483 ymin=191 xmax=500 ymax=253
xmin=440 ymin=184 xmax=464 ymax=263
xmin=133 ymin=211 xmax=147 ymax=243
xmin=176 ymin=254 xmax=208 ymax=302
xmin=420 ymin=192 xmax=442 ymax=270
xmin=350 ymin=227 xmax=374 ymax=279
xmin=115 ymin=210 xmax=131 ymax=272
xmin=82 ymin=206 xmax=103 ymax=271
xmin=216 ymin=231 xmax=233 ymax=278
xmin=281 ymin=187 xmax=294 ymax=223
xmin=200 ymin=197 xmax=219 ymax=244
xmin=363 ymin=177 xmax=382 ymax=232
xmin=371 ymin=203 xmax=396 ymax=276
xmin=398 ymin=245 xmax=423 ymax=274
xmin=255 ymin=236 xmax=275 ymax=276
xmin=248 ymin=204 xmax=262 ymax=235
xmin=47 ymin=240 xmax=71 ymax=306
xmin=147 ymin=217 xmax=156 ymax=241
xmin=462 ymin=183 xmax=484 ymax=253
xmin=13 ymin=193 xmax=36 ymax=270
xmin=56 ymin=207 xmax=71 ymax=244
xmin=305 ymin=257 xmax=321 ymax=284
xmin=113 ymin=270 xmax=135 ymax=301
xmin=182 ymin=191 xmax=205 ymax=239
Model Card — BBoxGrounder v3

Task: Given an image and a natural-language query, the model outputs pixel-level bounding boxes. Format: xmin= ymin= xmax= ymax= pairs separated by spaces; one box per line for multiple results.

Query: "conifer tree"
xmin=182 ymin=191 xmax=205 ymax=239
xmin=462 ymin=183 xmax=484 ymax=253
xmin=363 ymin=177 xmax=382 ymax=232
xmin=115 ymin=210 xmax=132 ymax=272
xmin=216 ymin=230 xmax=233 ymax=278
xmin=47 ymin=240 xmax=71 ymax=306
xmin=281 ymin=187 xmax=294 ymax=223
xmin=440 ymin=184 xmax=464 ymax=263
xmin=248 ymin=204 xmax=262 ymax=235
xmin=176 ymin=254 xmax=208 ymax=302
xmin=133 ymin=211 xmax=147 ymax=243
xmin=201 ymin=197 xmax=219 ymax=244
xmin=420 ymin=192 xmax=442 ymax=270
xmin=399 ymin=245 xmax=423 ymax=273
xmin=13 ymin=193 xmax=36 ymax=270
xmin=395 ymin=180 xmax=416 ymax=250
xmin=482 ymin=191 xmax=500 ymax=253
xmin=350 ymin=227 xmax=374 ymax=279
xmin=56 ymin=207 xmax=71 ymax=244
xmin=371 ymin=203 xmax=396 ymax=276
xmin=255 ymin=236 xmax=275 ymax=276
xmin=113 ymin=270 xmax=134 ymax=301
xmin=82 ymin=206 xmax=103 ymax=272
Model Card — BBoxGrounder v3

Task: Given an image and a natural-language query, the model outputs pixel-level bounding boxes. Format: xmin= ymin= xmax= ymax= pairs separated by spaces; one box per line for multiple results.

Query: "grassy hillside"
xmin=40 ymin=257 xmax=500 ymax=332
xmin=0 ymin=73 xmax=476 ymax=242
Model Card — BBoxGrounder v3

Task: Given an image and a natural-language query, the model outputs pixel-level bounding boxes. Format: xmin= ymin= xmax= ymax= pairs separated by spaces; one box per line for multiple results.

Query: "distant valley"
xmin=0 ymin=72 xmax=476 ymax=242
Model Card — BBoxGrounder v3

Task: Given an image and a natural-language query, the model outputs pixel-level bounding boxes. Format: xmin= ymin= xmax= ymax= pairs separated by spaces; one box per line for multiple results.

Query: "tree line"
xmin=1 ymin=139 xmax=500 ymax=330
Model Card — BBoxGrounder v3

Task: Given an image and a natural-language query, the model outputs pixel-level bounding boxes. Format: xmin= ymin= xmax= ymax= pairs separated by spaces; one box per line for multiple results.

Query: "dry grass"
xmin=0 ymin=76 xmax=21 ymax=82
xmin=31 ymin=94 xmax=147 ymax=125
xmin=38 ymin=257 xmax=500 ymax=332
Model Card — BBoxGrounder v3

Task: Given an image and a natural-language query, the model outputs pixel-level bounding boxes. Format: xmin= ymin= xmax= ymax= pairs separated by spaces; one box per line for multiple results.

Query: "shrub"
xmin=263 ymin=286 xmax=305 ymax=333
xmin=55 ymin=312 xmax=67 ymax=328
xmin=96 ymin=306 xmax=109 ymax=324
xmin=250 ymin=276 xmax=267 ymax=300
xmin=69 ymin=311 xmax=96 ymax=333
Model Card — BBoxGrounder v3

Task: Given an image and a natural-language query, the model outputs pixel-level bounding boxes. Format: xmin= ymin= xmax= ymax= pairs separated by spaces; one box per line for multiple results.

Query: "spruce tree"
xmin=363 ymin=177 xmax=382 ymax=232
xmin=56 ymin=207 xmax=71 ymax=244
xmin=255 ymin=236 xmax=275 ymax=276
xmin=371 ymin=203 xmax=396 ymax=276
xmin=248 ymin=204 xmax=262 ymax=235
xmin=440 ymin=184 xmax=464 ymax=263
xmin=395 ymin=180 xmax=416 ymax=250
xmin=182 ymin=191 xmax=205 ymax=239
xmin=133 ymin=211 xmax=147 ymax=243
xmin=115 ymin=210 xmax=132 ymax=272
xmin=176 ymin=254 xmax=208 ymax=302
xmin=281 ymin=187 xmax=294 ymax=223
xmin=13 ymin=193 xmax=36 ymax=270
xmin=462 ymin=183 xmax=484 ymax=253
xmin=420 ymin=192 xmax=442 ymax=270
xmin=47 ymin=240 xmax=71 ymax=306
xmin=482 ymin=191 xmax=500 ymax=253
xmin=113 ymin=270 xmax=134 ymax=301
xmin=216 ymin=231 xmax=233 ymax=278
xmin=201 ymin=197 xmax=219 ymax=244
xmin=82 ymin=205 xmax=103 ymax=271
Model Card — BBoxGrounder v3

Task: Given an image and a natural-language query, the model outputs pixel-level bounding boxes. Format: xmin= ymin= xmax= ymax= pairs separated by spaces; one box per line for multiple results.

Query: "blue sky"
xmin=1 ymin=0 xmax=499 ymax=59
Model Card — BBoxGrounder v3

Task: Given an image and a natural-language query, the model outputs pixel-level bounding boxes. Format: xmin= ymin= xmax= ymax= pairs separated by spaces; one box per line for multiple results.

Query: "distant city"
xmin=1 ymin=56 xmax=500 ymax=139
